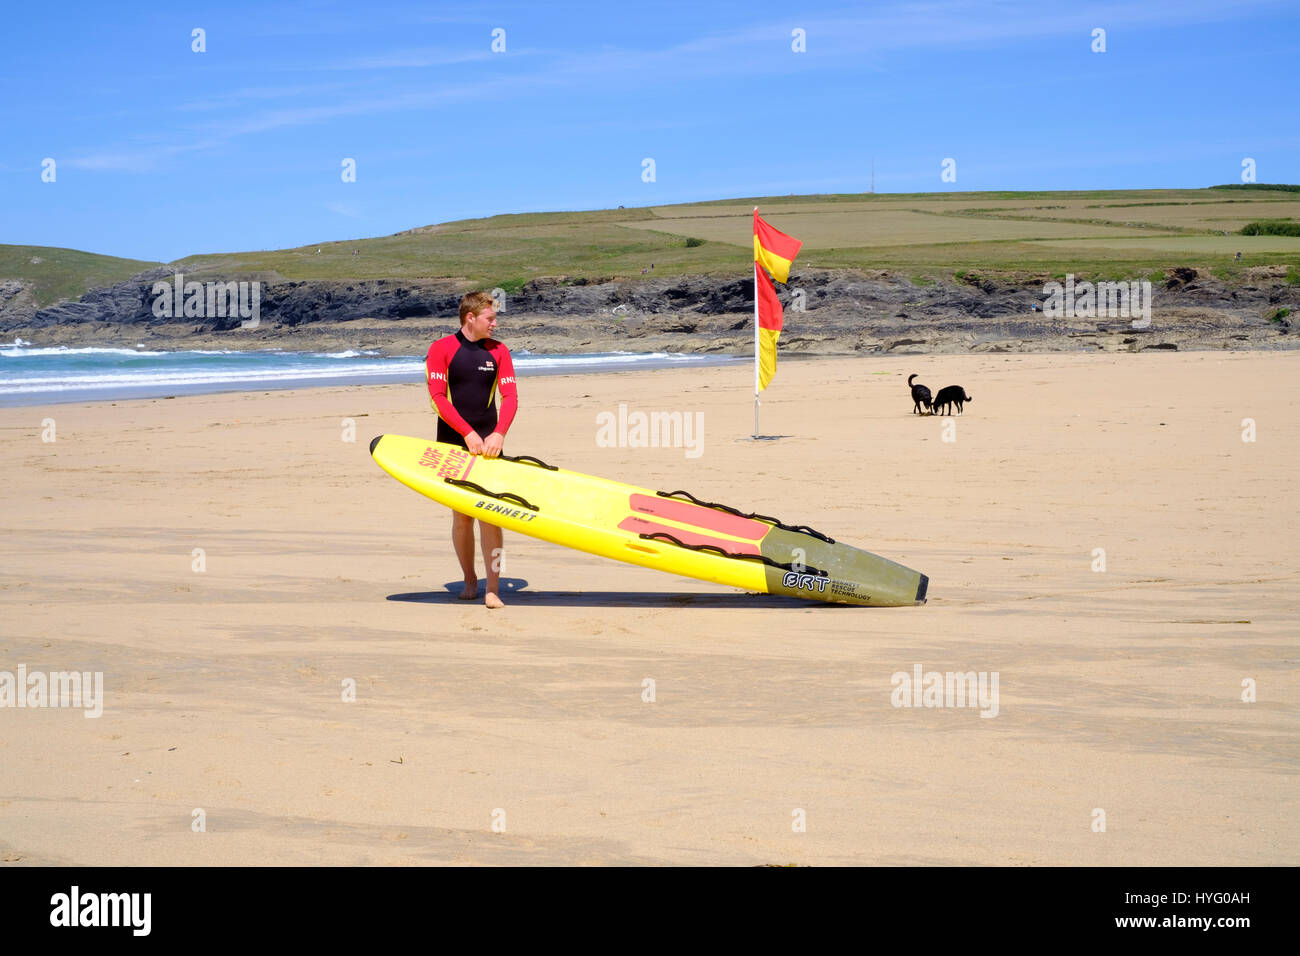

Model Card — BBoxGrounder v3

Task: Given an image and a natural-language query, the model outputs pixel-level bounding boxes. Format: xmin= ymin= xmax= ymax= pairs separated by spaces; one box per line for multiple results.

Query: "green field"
xmin=175 ymin=186 xmax=1300 ymax=288
xmin=5 ymin=187 xmax=1299 ymax=308
xmin=0 ymin=245 xmax=161 ymax=308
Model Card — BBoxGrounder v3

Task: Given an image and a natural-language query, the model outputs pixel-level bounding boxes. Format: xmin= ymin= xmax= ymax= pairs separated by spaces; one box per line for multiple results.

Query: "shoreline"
xmin=2 ymin=336 xmax=1292 ymax=410
xmin=6 ymin=309 xmax=1296 ymax=359
xmin=0 ymin=347 xmax=752 ymax=409
xmin=1 ymin=342 xmax=1290 ymax=415
xmin=0 ymin=337 xmax=1293 ymax=409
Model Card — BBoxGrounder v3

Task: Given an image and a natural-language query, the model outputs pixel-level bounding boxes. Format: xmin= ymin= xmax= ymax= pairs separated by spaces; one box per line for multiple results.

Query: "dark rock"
xmin=8 ymin=263 xmax=1299 ymax=358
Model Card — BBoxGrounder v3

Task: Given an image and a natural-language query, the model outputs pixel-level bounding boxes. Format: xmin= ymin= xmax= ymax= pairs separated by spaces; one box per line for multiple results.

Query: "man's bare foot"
xmin=458 ymin=579 xmax=478 ymax=601
xmin=484 ymin=591 xmax=505 ymax=609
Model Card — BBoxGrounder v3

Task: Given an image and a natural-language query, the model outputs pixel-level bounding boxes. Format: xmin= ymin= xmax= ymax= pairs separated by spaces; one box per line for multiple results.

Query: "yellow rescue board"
xmin=370 ymin=435 xmax=928 ymax=606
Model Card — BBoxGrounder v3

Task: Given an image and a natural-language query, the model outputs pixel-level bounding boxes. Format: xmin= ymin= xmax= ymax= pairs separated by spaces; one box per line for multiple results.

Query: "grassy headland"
xmin=0 ymin=245 xmax=161 ymax=308
xmin=169 ymin=186 xmax=1300 ymax=289
xmin=4 ymin=187 xmax=1298 ymax=313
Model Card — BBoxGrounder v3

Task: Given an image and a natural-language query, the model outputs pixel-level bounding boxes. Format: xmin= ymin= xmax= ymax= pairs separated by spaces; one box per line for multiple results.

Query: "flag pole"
xmin=753 ymin=206 xmax=760 ymax=440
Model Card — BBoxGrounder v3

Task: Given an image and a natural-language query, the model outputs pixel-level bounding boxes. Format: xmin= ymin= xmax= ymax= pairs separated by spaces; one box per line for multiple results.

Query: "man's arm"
xmin=426 ymin=339 xmax=476 ymax=437
xmin=479 ymin=343 xmax=517 ymax=458
xmin=492 ymin=342 xmax=519 ymax=436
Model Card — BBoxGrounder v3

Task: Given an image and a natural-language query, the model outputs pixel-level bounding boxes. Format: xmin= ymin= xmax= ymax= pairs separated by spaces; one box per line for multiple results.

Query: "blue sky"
xmin=2 ymin=0 xmax=1297 ymax=262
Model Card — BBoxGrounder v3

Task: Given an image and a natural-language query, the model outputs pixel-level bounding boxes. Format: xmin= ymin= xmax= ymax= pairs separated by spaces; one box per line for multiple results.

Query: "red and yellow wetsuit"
xmin=425 ymin=330 xmax=518 ymax=450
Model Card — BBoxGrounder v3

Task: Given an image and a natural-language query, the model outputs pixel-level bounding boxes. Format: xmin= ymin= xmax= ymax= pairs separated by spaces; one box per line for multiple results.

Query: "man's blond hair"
xmin=459 ymin=291 xmax=496 ymax=324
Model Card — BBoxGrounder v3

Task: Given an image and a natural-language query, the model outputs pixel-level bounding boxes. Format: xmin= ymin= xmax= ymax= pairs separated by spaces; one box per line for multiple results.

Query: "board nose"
xmin=369 ymin=435 xmax=384 ymax=457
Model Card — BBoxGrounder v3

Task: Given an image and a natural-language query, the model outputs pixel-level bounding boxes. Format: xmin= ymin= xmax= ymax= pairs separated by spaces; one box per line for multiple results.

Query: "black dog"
xmin=932 ymin=385 xmax=972 ymax=415
xmin=908 ymin=373 xmax=933 ymax=415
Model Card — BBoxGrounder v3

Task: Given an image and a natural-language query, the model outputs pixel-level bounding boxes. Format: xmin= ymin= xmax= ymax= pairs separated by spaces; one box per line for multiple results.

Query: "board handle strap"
xmin=638 ymin=531 xmax=828 ymax=575
xmin=655 ymin=490 xmax=835 ymax=544
xmin=498 ymin=453 xmax=559 ymax=471
xmin=444 ymin=478 xmax=540 ymax=512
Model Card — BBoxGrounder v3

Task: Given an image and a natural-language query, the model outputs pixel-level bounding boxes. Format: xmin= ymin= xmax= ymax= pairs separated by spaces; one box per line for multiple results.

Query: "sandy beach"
xmin=1 ymin=351 xmax=1296 ymax=866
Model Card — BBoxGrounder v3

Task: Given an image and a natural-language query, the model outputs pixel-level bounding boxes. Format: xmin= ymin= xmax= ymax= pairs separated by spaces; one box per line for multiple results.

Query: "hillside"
xmin=0 ymin=245 xmax=160 ymax=313
xmin=173 ymin=186 xmax=1300 ymax=289
xmin=3 ymin=187 xmax=1298 ymax=355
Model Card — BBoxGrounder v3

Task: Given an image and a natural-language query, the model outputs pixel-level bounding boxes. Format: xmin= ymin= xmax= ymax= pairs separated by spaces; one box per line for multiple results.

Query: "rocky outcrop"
xmin=2 ymin=266 xmax=1297 ymax=355
xmin=0 ymin=279 xmax=37 ymax=327
xmin=21 ymin=266 xmax=176 ymax=329
xmin=14 ymin=269 xmax=466 ymax=332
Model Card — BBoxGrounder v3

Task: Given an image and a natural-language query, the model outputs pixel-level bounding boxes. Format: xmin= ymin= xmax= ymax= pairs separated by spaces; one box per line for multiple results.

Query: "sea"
xmin=0 ymin=340 xmax=746 ymax=407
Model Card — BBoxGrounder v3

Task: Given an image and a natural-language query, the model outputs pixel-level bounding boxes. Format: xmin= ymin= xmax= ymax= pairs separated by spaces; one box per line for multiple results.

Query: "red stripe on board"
xmin=618 ymin=516 xmax=762 ymax=556
xmin=628 ymin=494 xmax=769 ymax=540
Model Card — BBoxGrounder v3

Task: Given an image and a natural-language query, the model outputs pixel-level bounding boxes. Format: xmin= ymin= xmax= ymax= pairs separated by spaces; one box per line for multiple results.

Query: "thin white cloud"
xmin=57 ymin=0 xmax=1294 ymax=174
xmin=63 ymin=139 xmax=220 ymax=172
xmin=174 ymin=81 xmax=366 ymax=112
xmin=325 ymin=201 xmax=365 ymax=218
xmin=321 ymin=47 xmax=493 ymax=71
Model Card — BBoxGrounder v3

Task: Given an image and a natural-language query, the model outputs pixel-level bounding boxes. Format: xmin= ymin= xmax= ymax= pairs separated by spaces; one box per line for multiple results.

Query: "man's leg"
xmin=452 ymin=510 xmax=477 ymax=599
xmin=479 ymin=520 xmax=505 ymax=608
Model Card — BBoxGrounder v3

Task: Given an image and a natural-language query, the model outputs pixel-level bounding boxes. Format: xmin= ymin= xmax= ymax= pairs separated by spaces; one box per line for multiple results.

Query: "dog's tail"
xmin=964 ymin=391 xmax=973 ymax=402
xmin=908 ymin=373 xmax=918 ymax=386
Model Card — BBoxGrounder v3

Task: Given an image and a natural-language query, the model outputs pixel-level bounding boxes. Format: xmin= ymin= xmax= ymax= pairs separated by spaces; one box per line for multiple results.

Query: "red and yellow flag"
xmin=753 ymin=210 xmax=802 ymax=391
xmin=753 ymin=209 xmax=802 ymax=284
xmin=755 ymin=262 xmax=783 ymax=390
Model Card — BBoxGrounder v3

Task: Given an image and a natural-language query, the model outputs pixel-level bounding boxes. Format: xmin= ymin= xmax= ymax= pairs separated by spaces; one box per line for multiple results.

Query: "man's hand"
xmin=464 ymin=431 xmax=485 ymax=455
xmin=482 ymin=432 xmax=505 ymax=458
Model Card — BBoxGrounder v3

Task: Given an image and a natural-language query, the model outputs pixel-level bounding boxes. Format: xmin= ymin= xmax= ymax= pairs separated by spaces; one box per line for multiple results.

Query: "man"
xmin=426 ymin=291 xmax=519 ymax=608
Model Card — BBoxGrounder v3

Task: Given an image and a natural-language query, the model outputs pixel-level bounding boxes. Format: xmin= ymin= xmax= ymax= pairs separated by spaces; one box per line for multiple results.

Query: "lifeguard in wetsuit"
xmin=426 ymin=324 xmax=518 ymax=450
xmin=425 ymin=291 xmax=518 ymax=608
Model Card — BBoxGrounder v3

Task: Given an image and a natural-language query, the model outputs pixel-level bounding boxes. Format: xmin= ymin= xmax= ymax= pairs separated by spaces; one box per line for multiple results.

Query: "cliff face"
xmin=3 ymin=267 xmax=468 ymax=331
xmin=2 ymin=266 xmax=1295 ymax=354
xmin=0 ymin=279 xmax=39 ymax=326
